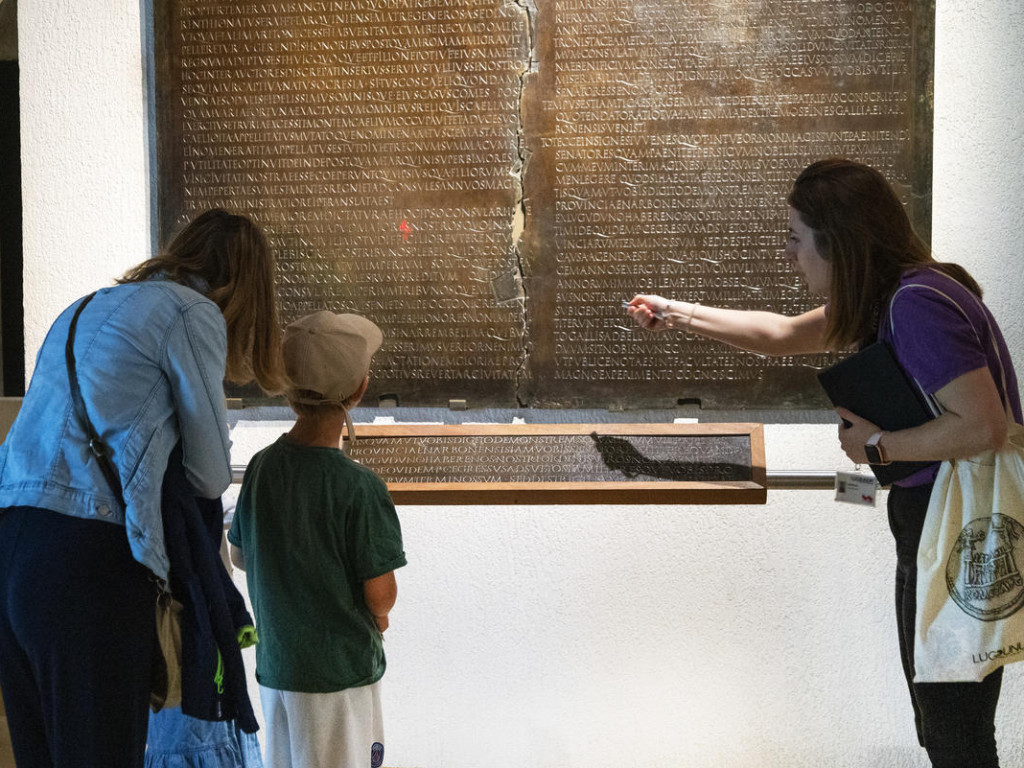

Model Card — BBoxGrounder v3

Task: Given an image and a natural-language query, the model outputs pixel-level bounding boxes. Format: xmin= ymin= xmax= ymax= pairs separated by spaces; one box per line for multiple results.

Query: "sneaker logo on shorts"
xmin=370 ymin=742 xmax=384 ymax=768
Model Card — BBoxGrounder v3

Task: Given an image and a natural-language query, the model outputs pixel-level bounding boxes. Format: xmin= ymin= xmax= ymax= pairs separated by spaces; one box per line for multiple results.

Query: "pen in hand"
xmin=621 ymin=299 xmax=667 ymax=320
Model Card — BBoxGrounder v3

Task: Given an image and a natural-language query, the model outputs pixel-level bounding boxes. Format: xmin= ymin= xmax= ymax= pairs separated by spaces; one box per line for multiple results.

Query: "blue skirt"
xmin=146 ymin=708 xmax=263 ymax=768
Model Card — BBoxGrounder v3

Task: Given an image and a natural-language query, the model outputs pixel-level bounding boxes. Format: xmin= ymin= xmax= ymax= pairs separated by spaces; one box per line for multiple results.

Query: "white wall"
xmin=18 ymin=1 xmax=151 ymax=360
xmin=17 ymin=2 xmax=1024 ymax=766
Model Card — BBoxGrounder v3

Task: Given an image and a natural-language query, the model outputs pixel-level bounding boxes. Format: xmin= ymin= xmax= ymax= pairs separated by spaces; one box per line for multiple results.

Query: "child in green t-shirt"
xmin=228 ymin=311 xmax=406 ymax=768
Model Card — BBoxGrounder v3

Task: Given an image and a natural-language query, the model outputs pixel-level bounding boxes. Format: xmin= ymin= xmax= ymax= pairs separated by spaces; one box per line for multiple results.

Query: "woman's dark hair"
xmin=787 ymin=158 xmax=981 ymax=349
xmin=119 ymin=209 xmax=285 ymax=393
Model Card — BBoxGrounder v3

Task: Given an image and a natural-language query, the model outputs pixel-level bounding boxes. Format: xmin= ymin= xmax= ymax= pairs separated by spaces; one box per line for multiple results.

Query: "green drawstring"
xmin=213 ymin=625 xmax=258 ymax=695
xmin=214 ymin=650 xmax=224 ymax=695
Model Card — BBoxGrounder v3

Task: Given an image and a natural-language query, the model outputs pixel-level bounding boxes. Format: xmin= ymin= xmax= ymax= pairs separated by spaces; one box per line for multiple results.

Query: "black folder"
xmin=817 ymin=341 xmax=936 ymax=485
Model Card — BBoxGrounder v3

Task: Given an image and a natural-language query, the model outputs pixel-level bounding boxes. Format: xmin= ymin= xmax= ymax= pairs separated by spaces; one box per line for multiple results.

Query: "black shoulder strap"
xmin=65 ymin=292 xmax=126 ymax=509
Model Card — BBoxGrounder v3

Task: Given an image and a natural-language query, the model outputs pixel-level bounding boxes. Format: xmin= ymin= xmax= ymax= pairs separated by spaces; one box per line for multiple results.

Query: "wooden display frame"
xmin=344 ymin=423 xmax=766 ymax=505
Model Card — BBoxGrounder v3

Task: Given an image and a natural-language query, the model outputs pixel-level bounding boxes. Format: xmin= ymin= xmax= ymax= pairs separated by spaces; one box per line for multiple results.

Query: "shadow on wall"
xmin=0 ymin=0 xmax=22 ymax=398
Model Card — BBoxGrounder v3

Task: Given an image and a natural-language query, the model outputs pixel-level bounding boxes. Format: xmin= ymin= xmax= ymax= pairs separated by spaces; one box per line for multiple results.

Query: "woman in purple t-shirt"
xmin=629 ymin=158 xmax=1017 ymax=768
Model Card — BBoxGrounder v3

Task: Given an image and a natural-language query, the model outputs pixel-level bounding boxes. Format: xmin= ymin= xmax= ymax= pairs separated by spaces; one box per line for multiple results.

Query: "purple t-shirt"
xmin=876 ymin=268 xmax=1022 ymax=486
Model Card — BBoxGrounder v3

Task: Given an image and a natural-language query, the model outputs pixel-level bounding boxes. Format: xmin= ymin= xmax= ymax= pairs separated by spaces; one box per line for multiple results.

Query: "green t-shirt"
xmin=228 ymin=435 xmax=406 ymax=693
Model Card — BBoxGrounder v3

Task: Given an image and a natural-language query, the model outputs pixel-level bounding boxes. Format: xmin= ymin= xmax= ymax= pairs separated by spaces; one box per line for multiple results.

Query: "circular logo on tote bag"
xmin=370 ymin=742 xmax=385 ymax=768
xmin=946 ymin=514 xmax=1024 ymax=621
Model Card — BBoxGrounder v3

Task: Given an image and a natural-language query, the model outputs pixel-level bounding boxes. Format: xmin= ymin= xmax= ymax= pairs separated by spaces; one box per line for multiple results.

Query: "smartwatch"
xmin=864 ymin=431 xmax=891 ymax=465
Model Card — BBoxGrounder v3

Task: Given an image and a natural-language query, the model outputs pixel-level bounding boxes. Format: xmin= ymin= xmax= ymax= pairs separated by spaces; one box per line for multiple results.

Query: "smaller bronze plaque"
xmin=345 ymin=423 xmax=766 ymax=505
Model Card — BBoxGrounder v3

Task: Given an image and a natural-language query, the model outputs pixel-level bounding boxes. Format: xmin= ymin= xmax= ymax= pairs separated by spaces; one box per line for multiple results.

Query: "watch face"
xmin=865 ymin=444 xmax=883 ymax=464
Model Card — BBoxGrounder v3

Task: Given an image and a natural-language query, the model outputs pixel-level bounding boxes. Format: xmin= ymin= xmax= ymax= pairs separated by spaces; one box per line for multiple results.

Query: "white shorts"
xmin=259 ymin=681 xmax=385 ymax=768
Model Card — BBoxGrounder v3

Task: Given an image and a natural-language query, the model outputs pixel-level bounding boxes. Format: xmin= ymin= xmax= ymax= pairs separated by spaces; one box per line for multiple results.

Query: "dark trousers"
xmin=0 ymin=506 xmax=157 ymax=768
xmin=888 ymin=483 xmax=1003 ymax=768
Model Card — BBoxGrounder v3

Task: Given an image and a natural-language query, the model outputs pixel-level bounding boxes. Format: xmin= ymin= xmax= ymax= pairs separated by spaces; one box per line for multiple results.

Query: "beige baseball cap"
xmin=282 ymin=311 xmax=383 ymax=405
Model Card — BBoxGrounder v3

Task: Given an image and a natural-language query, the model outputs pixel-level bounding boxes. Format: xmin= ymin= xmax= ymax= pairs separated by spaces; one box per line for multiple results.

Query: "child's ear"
xmin=351 ymin=375 xmax=370 ymax=407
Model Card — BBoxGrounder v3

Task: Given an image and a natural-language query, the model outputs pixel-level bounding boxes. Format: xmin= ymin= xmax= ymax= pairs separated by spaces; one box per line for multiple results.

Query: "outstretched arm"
xmin=628 ymin=295 xmax=830 ymax=356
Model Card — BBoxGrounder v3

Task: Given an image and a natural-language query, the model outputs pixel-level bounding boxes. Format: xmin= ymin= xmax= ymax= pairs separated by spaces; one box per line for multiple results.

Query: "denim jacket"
xmin=0 ymin=281 xmax=232 ymax=579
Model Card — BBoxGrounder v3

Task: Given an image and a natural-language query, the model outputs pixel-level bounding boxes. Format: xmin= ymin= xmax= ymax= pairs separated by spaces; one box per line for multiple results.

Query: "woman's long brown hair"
xmin=120 ymin=209 xmax=286 ymax=393
xmin=787 ymin=159 xmax=981 ymax=350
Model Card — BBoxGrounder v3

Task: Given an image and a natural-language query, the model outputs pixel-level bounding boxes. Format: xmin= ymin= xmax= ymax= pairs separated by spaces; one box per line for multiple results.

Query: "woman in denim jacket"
xmin=0 ymin=209 xmax=284 ymax=768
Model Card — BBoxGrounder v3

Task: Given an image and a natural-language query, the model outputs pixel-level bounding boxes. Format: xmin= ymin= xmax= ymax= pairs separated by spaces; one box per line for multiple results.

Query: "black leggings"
xmin=0 ymin=506 xmax=158 ymax=768
xmin=888 ymin=483 xmax=1003 ymax=768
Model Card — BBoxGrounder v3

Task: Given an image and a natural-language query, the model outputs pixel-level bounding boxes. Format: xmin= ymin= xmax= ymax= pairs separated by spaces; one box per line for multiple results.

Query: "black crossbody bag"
xmin=64 ymin=291 xmax=183 ymax=711
xmin=64 ymin=292 xmax=125 ymax=507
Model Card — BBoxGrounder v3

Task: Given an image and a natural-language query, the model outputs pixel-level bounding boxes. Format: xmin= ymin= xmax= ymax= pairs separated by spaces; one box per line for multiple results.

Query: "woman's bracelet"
xmin=685 ymin=301 xmax=700 ymax=329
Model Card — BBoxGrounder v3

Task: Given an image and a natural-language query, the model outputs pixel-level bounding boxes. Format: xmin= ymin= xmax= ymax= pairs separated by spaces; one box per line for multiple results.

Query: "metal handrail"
xmin=765 ymin=470 xmax=836 ymax=490
xmin=231 ymin=466 xmax=838 ymax=490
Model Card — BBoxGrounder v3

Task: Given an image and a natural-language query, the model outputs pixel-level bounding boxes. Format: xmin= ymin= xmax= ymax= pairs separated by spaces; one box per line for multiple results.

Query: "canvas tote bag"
xmin=905 ymin=283 xmax=1024 ymax=682
xmin=151 ymin=586 xmax=184 ymax=710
